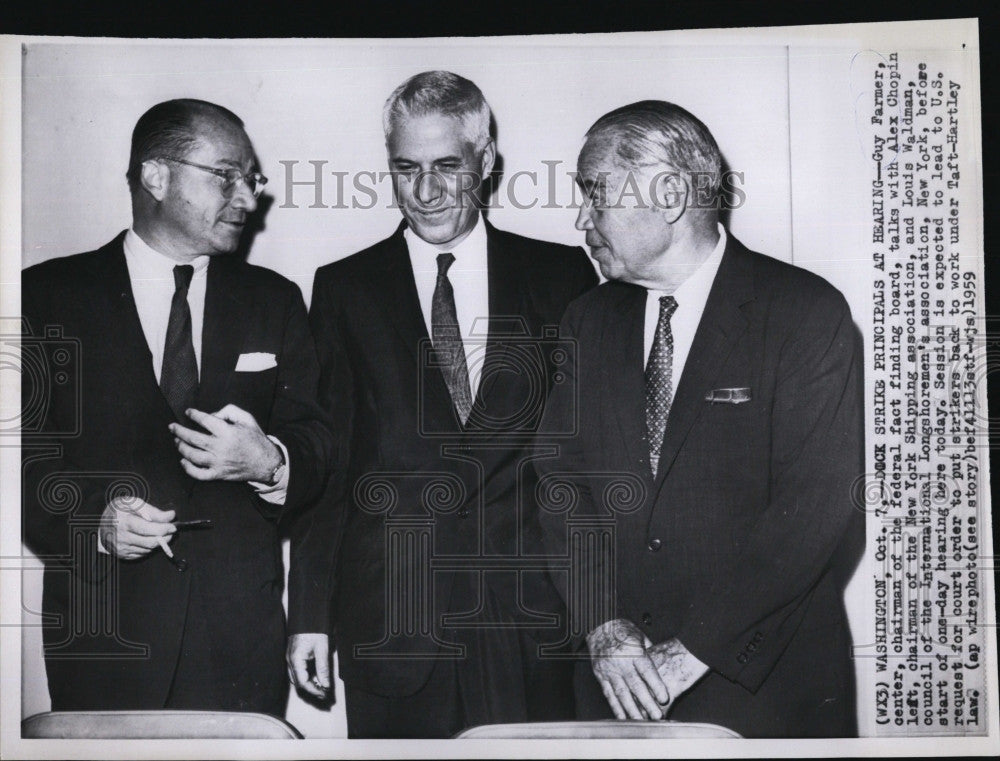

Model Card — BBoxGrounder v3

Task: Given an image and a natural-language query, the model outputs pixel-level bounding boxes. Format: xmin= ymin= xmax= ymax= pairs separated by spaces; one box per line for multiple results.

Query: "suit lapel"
xmin=197 ymin=256 xmax=251 ymax=412
xmin=371 ymin=223 xmax=431 ymax=365
xmin=652 ymin=239 xmax=754 ymax=491
xmin=372 ymin=222 xmax=461 ymax=429
xmin=602 ymin=284 xmax=650 ymax=479
xmin=98 ymin=235 xmax=193 ymax=505
xmin=100 ymin=235 xmax=177 ymax=424
xmin=474 ymin=223 xmax=525 ymax=409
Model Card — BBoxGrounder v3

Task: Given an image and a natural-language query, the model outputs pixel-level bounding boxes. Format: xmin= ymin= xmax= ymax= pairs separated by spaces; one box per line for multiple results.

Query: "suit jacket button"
xmin=641 ymin=612 xmax=652 ymax=626
xmin=648 ymin=538 xmax=662 ymax=551
xmin=458 ymin=508 xmax=469 ymax=519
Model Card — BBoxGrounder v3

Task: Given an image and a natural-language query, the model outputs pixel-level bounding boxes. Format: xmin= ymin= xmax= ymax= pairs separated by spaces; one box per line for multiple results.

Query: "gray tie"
xmin=645 ymin=295 xmax=678 ymax=478
xmin=431 ymin=253 xmax=473 ymax=424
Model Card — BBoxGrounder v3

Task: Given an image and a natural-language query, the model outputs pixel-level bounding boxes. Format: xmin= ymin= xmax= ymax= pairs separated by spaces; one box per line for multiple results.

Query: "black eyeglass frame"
xmin=158 ymin=156 xmax=268 ymax=198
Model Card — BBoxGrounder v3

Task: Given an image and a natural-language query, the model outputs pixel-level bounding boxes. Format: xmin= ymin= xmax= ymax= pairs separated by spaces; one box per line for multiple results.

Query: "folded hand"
xmin=587 ymin=618 xmax=669 ymax=720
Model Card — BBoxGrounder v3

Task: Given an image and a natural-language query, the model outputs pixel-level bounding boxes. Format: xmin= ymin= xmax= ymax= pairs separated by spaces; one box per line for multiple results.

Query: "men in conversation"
xmin=287 ymin=70 xmax=597 ymax=738
xmin=537 ymin=100 xmax=863 ymax=737
xmin=22 ymin=98 xmax=334 ymax=714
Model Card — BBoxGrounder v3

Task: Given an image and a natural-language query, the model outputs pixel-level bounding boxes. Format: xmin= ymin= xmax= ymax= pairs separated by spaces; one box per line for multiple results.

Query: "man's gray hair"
xmin=584 ymin=100 xmax=723 ymax=197
xmin=383 ymin=70 xmax=491 ymax=151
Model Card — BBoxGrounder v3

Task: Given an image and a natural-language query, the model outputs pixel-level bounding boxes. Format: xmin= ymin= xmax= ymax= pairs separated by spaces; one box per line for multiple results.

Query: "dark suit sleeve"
xmin=676 ymin=289 xmax=864 ymax=691
xmin=21 ymin=276 xmax=112 ymax=583
xmin=263 ymin=281 xmax=337 ymax=520
xmin=287 ymin=272 xmax=354 ymax=635
xmin=535 ymin=297 xmax=623 ymax=650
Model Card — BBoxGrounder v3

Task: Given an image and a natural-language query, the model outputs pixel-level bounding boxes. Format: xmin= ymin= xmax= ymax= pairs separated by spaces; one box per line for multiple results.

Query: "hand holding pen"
xmin=98 ymin=497 xmax=176 ymax=561
xmin=98 ymin=498 xmax=212 ymax=570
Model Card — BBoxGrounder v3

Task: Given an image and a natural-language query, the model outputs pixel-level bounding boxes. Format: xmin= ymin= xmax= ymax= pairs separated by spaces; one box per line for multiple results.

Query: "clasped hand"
xmin=169 ymin=404 xmax=281 ymax=482
xmin=587 ymin=618 xmax=668 ymax=720
xmin=588 ymin=618 xmax=710 ymax=721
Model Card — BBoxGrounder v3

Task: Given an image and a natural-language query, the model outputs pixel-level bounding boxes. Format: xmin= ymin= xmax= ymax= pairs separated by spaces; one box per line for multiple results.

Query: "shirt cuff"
xmin=249 ymin=435 xmax=289 ymax=505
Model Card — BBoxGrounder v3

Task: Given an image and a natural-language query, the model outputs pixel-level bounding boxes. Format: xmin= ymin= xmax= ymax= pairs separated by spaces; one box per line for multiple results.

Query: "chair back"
xmin=455 ymin=719 xmax=742 ymax=739
xmin=21 ymin=710 xmax=303 ymax=739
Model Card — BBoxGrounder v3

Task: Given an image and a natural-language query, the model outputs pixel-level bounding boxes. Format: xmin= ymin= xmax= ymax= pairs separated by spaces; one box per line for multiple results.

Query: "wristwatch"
xmin=266 ymin=444 xmax=287 ymax=486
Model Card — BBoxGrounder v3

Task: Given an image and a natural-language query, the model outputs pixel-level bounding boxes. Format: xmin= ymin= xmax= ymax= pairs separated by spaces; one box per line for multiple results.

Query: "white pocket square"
xmin=235 ymin=352 xmax=277 ymax=372
xmin=705 ymin=387 xmax=752 ymax=404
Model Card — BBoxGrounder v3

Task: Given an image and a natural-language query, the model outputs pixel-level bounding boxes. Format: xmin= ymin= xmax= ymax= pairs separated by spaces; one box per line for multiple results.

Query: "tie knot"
xmin=173 ymin=264 xmax=195 ymax=291
xmin=659 ymin=294 xmax=678 ymax=320
xmin=436 ymin=252 xmax=456 ymax=276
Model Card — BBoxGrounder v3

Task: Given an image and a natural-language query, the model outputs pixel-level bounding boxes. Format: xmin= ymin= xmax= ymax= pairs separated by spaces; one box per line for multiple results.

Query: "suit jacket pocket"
xmin=227 ymin=365 xmax=279 ymax=423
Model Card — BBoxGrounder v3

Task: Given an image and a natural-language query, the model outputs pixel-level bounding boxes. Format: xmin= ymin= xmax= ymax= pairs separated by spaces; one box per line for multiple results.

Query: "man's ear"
xmin=479 ymin=139 xmax=496 ymax=178
xmin=139 ymin=159 xmax=169 ymax=202
xmin=652 ymin=170 xmax=688 ymax=224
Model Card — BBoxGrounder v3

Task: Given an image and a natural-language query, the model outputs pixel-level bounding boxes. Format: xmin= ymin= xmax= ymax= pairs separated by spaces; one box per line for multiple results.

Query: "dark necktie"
xmin=645 ymin=295 xmax=678 ymax=479
xmin=160 ymin=264 xmax=199 ymax=421
xmin=431 ymin=253 xmax=473 ymax=424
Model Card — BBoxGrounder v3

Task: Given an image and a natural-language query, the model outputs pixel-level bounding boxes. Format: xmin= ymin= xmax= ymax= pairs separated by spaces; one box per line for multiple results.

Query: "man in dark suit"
xmin=287 ymin=71 xmax=597 ymax=737
xmin=22 ymin=99 xmax=334 ymax=715
xmin=536 ymin=101 xmax=863 ymax=737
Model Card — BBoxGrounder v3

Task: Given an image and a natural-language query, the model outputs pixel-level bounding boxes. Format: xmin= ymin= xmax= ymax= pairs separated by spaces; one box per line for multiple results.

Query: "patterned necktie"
xmin=645 ymin=295 xmax=678 ymax=479
xmin=160 ymin=264 xmax=199 ymax=421
xmin=431 ymin=253 xmax=473 ymax=424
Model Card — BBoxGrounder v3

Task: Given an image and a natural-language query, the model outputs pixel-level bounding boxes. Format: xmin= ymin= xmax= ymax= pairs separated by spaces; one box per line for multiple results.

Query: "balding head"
xmin=126 ymin=99 xmax=246 ymax=194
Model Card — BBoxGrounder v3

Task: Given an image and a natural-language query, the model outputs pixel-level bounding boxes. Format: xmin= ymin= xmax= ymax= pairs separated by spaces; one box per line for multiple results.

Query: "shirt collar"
xmin=662 ymin=223 xmax=727 ymax=307
xmin=403 ymin=214 xmax=488 ymax=271
xmin=123 ymin=229 xmax=211 ymax=280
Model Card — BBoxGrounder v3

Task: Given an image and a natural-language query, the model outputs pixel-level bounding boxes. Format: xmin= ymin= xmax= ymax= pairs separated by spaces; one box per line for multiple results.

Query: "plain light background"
xmin=15 ymin=31 xmax=915 ymax=738
xmin=21 ymin=41 xmax=795 ymax=277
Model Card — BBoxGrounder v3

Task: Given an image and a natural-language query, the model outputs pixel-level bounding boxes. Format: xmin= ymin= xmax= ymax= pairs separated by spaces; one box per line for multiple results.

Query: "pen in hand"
xmin=172 ymin=519 xmax=214 ymax=529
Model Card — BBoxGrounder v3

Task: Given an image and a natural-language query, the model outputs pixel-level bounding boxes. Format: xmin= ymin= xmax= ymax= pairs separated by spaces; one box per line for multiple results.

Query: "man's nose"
xmin=575 ymin=202 xmax=594 ymax=231
xmin=414 ymin=171 xmax=445 ymax=206
xmin=230 ymin=178 xmax=258 ymax=212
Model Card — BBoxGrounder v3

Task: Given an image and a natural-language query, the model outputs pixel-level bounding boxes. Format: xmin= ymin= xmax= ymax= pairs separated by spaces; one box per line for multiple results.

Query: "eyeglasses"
xmin=159 ymin=157 xmax=268 ymax=198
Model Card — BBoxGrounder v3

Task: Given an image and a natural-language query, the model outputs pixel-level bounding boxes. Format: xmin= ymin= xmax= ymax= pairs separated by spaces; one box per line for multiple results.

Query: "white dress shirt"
xmin=122 ymin=230 xmax=288 ymax=503
xmin=643 ymin=224 xmax=728 ymax=385
xmin=404 ymin=214 xmax=490 ymax=400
